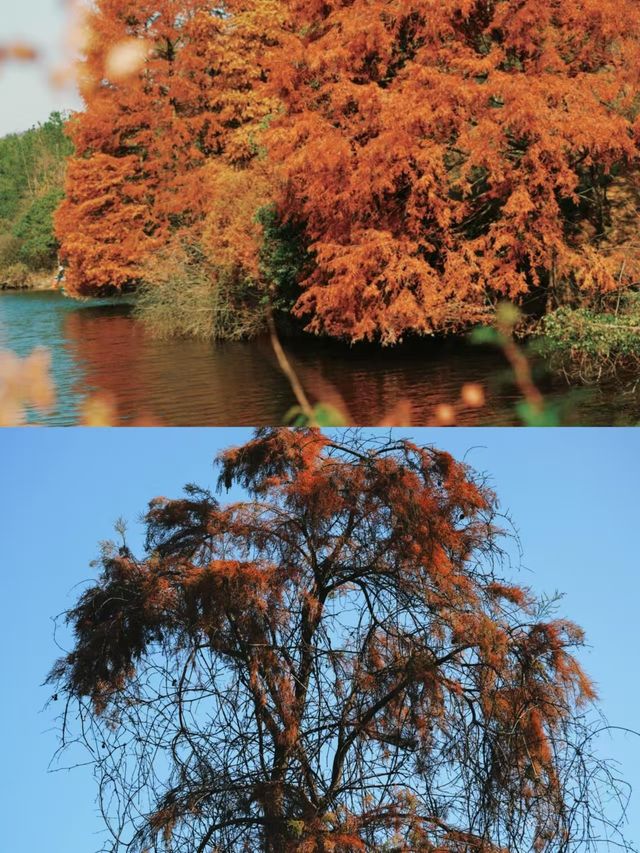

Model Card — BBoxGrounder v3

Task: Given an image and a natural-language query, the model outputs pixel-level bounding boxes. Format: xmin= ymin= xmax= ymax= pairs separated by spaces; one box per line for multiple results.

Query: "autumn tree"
xmin=54 ymin=1 xmax=238 ymax=295
xmin=266 ymin=0 xmax=640 ymax=342
xmin=56 ymin=0 xmax=194 ymax=294
xmin=138 ymin=1 xmax=290 ymax=337
xmin=54 ymin=0 xmax=640 ymax=340
xmin=49 ymin=429 xmax=631 ymax=852
xmin=55 ymin=0 xmax=285 ymax=298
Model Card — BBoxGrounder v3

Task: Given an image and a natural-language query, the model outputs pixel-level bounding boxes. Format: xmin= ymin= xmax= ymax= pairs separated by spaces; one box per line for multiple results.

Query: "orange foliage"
xmin=191 ymin=1 xmax=286 ymax=283
xmin=53 ymin=0 xmax=640 ymax=341
xmin=56 ymin=0 xmax=284 ymax=295
xmin=57 ymin=151 xmax=160 ymax=293
xmin=266 ymin=0 xmax=640 ymax=341
xmin=56 ymin=1 xmax=216 ymax=294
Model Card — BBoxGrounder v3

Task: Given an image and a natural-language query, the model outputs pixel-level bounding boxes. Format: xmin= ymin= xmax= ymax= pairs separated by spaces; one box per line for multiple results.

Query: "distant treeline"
xmin=0 ymin=112 xmax=73 ymax=285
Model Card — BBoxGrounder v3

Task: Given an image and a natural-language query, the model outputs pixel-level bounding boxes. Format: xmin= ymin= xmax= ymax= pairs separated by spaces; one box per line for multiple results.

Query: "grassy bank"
xmin=534 ymin=297 xmax=640 ymax=382
xmin=134 ymin=244 xmax=267 ymax=341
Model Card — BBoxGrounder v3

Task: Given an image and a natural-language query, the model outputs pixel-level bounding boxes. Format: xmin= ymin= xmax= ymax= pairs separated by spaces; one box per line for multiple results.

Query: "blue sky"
xmin=1 ymin=0 xmax=82 ymax=135
xmin=0 ymin=427 xmax=639 ymax=852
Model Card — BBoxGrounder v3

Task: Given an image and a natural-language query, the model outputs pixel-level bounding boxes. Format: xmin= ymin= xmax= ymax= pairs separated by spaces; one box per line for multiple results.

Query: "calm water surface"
xmin=1 ymin=291 xmax=637 ymax=426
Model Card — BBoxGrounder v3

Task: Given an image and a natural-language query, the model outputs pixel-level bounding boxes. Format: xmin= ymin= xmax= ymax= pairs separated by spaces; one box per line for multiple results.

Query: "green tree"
xmin=13 ymin=188 xmax=64 ymax=269
xmin=0 ymin=112 xmax=72 ymax=274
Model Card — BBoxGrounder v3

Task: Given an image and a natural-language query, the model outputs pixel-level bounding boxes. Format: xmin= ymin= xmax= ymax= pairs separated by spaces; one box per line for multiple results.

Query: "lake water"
xmin=1 ymin=290 xmax=637 ymax=426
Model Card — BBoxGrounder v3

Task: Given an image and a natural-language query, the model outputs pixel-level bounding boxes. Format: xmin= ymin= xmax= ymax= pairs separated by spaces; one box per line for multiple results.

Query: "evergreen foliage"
xmin=0 ymin=112 xmax=72 ymax=279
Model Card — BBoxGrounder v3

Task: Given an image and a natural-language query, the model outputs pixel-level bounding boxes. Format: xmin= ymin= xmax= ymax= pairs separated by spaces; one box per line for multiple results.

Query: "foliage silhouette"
xmin=49 ymin=429 xmax=633 ymax=852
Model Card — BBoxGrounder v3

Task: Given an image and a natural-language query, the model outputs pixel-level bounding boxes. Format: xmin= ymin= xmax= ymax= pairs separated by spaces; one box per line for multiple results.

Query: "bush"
xmin=135 ymin=243 xmax=267 ymax=342
xmin=0 ymin=233 xmax=22 ymax=268
xmin=1 ymin=262 xmax=32 ymax=288
xmin=535 ymin=298 xmax=640 ymax=381
xmin=257 ymin=204 xmax=310 ymax=313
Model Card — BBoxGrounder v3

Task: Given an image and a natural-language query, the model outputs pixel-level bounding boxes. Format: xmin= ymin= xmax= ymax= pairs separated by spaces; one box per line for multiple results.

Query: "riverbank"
xmin=0 ymin=270 xmax=57 ymax=291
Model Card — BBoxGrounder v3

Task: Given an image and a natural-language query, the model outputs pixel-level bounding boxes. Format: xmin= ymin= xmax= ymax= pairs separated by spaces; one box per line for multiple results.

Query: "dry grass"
xmin=135 ymin=243 xmax=267 ymax=342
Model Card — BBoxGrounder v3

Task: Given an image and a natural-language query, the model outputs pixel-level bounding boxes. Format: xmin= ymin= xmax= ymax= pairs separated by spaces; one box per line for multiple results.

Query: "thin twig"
xmin=266 ymin=306 xmax=315 ymax=422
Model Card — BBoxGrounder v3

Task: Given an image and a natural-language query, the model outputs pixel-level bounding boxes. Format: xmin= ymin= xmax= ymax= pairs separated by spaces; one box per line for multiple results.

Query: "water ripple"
xmin=0 ymin=291 xmax=636 ymax=426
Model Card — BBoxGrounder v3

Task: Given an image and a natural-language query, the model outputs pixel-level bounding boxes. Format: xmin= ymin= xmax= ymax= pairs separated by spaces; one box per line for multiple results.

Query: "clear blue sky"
xmin=0 ymin=427 xmax=639 ymax=852
xmin=1 ymin=0 xmax=82 ymax=135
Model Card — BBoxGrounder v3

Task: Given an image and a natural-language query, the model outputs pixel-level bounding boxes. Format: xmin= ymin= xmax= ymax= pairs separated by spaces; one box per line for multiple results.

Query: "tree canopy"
xmin=49 ymin=429 xmax=630 ymax=852
xmin=55 ymin=0 xmax=281 ymax=296
xmin=52 ymin=0 xmax=640 ymax=340
xmin=268 ymin=0 xmax=640 ymax=342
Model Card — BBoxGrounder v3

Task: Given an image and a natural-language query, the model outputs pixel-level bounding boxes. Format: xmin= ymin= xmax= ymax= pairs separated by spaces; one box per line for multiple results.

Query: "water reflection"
xmin=282 ymin=338 xmax=520 ymax=426
xmin=0 ymin=291 xmax=637 ymax=426
xmin=64 ymin=306 xmax=294 ymax=425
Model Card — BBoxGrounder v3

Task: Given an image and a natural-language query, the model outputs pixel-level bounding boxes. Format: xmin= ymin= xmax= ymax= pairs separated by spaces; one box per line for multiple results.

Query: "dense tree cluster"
xmin=49 ymin=430 xmax=631 ymax=852
xmin=55 ymin=1 xmax=640 ymax=340
xmin=0 ymin=112 xmax=72 ymax=281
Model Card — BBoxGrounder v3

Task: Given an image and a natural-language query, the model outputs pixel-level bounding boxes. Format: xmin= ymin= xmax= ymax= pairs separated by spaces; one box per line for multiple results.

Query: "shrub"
xmin=1 ymin=262 xmax=31 ymax=288
xmin=134 ymin=243 xmax=267 ymax=342
xmin=536 ymin=297 xmax=640 ymax=381
xmin=0 ymin=233 xmax=22 ymax=268
xmin=257 ymin=204 xmax=311 ymax=313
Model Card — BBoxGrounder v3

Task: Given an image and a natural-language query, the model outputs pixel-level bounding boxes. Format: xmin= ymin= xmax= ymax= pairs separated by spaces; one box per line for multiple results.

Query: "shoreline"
xmin=0 ymin=273 xmax=58 ymax=292
xmin=2 ymin=287 xmax=639 ymax=391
